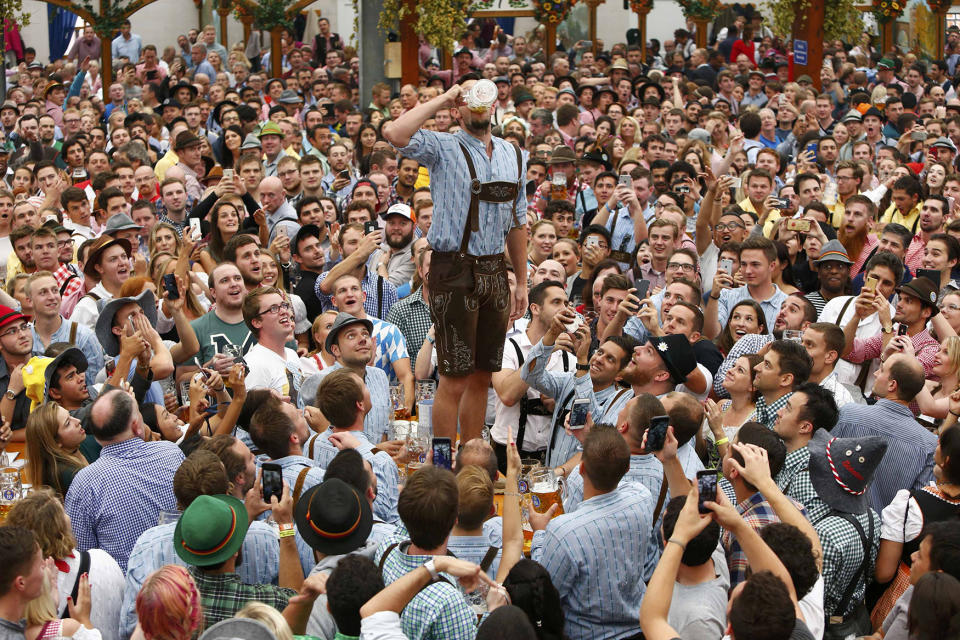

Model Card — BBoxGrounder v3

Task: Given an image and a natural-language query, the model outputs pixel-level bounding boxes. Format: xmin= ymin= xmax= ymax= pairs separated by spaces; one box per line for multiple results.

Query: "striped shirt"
xmin=385 ymin=288 xmax=432 ymax=371
xmin=65 ymin=438 xmax=184 ymax=571
xmin=315 ymin=266 xmax=399 ymax=319
xmin=305 ymin=428 xmax=400 ymax=524
xmin=316 ymin=363 xmax=391 ymax=443
xmin=532 ymin=487 xmax=654 ymax=640
xmin=398 ymin=129 xmax=526 ymax=256
xmin=832 ymin=399 xmax=937 ymax=514
xmin=521 ymin=340 xmax=631 ymax=468
xmin=119 ymin=520 xmax=280 ymax=638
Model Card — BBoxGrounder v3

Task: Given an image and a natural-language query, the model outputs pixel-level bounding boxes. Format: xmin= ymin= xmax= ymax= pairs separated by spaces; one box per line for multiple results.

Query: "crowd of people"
xmin=1 ymin=5 xmax=960 ymax=640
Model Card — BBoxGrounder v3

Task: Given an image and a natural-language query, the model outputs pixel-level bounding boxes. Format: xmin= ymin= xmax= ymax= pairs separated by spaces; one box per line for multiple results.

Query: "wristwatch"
xmin=3 ymin=390 xmax=15 ymax=400
xmin=424 ymin=558 xmax=439 ymax=580
xmin=881 ymin=325 xmax=893 ymax=334
xmin=575 ymin=363 xmax=589 ymax=371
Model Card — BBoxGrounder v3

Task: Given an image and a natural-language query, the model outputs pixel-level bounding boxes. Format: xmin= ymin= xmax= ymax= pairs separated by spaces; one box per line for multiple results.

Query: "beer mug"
xmin=530 ymin=469 xmax=564 ymax=516
xmin=464 ymin=79 xmax=497 ymax=112
xmin=405 ymin=431 xmax=429 ymax=476
xmin=0 ymin=468 xmax=21 ymax=521
xmin=390 ymin=385 xmax=410 ymax=420
xmin=415 ymin=379 xmax=436 ymax=404
xmin=519 ymin=459 xmax=542 ymax=496
xmin=389 ymin=420 xmax=411 ymax=442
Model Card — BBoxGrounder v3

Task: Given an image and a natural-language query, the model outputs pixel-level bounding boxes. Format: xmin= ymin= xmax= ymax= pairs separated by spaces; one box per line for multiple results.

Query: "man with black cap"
xmin=833 ymin=352 xmax=936 ymax=514
xmin=863 ymin=107 xmax=896 ymax=153
xmin=621 ymin=333 xmax=701 ymax=400
xmin=807 ymin=430 xmax=886 ymax=637
xmin=842 ymin=275 xmax=941 ymax=378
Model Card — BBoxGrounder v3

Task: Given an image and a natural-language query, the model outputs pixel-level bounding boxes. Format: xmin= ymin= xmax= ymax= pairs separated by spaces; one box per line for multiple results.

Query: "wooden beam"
xmin=791 ymin=0 xmax=824 ymax=90
xmin=270 ymin=27 xmax=283 ymax=78
xmin=400 ymin=0 xmax=419 ymax=86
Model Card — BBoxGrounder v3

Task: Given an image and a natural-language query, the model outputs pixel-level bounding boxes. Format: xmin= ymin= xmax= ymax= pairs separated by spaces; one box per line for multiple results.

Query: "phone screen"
xmin=645 ymin=415 xmax=670 ymax=452
xmin=261 ymin=463 xmax=283 ymax=503
xmin=431 ymin=438 xmax=452 ymax=470
xmin=917 ymin=268 xmax=941 ymax=286
xmin=897 ymin=324 xmax=909 ymax=337
xmin=569 ymin=399 xmax=590 ymax=429
xmin=697 ymin=470 xmax=718 ymax=514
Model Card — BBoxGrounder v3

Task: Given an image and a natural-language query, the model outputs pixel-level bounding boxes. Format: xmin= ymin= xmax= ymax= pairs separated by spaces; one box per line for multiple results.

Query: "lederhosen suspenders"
xmin=455 ymin=141 xmax=523 ymax=256
xmin=508 ymin=338 xmax=569 ymax=451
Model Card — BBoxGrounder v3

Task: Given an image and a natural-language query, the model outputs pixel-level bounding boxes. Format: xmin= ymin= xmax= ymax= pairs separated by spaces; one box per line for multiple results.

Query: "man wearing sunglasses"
xmin=0 ymin=305 xmax=36 ymax=440
xmin=241 ymin=286 xmax=305 ymax=407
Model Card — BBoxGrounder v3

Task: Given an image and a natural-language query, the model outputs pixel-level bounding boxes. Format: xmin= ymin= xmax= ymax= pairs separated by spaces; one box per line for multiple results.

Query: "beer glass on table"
xmin=390 ymin=385 xmax=409 ymax=420
xmin=0 ymin=468 xmax=22 ymax=521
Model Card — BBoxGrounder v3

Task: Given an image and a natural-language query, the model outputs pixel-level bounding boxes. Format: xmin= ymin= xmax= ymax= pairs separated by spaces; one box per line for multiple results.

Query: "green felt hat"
xmin=174 ymin=494 xmax=249 ymax=566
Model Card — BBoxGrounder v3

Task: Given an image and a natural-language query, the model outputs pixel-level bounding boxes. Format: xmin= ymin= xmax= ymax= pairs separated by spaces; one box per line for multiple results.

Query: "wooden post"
xmin=791 ymin=0 xmax=824 ymax=90
xmin=218 ymin=1 xmax=230 ymax=47
xmin=270 ymin=27 xmax=283 ymax=78
xmin=545 ymin=23 xmax=556 ymax=57
xmin=99 ymin=0 xmax=113 ymax=102
xmin=237 ymin=6 xmax=252 ymax=43
xmin=692 ymin=17 xmax=708 ymax=48
xmin=937 ymin=11 xmax=947 ymax=57
xmin=586 ymin=0 xmax=598 ymax=56
xmin=881 ymin=20 xmax=893 ymax=54
xmin=639 ymin=12 xmax=646 ymax=61
xmin=400 ymin=0 xmax=419 ymax=86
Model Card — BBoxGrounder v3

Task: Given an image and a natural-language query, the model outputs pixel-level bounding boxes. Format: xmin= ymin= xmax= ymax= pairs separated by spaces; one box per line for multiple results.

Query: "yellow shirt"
xmin=881 ymin=200 xmax=922 ymax=233
xmin=154 ymin=149 xmax=180 ymax=182
xmin=739 ymin=197 xmax=782 ymax=237
xmin=414 ymin=166 xmax=431 ymax=190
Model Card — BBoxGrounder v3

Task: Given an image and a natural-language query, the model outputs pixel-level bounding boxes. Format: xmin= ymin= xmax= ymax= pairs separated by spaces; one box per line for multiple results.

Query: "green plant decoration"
xmin=379 ymin=0 xmax=473 ymax=49
xmin=251 ymin=0 xmax=295 ymax=31
xmin=767 ymin=0 xmax=863 ymax=43
xmin=676 ymin=0 xmax=724 ymax=20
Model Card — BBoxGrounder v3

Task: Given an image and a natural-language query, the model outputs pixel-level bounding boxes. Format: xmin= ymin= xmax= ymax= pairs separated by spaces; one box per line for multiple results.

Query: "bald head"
xmin=882 ymin=354 xmax=925 ymax=402
xmin=531 ymin=259 xmax=566 ymax=286
xmin=89 ymin=389 xmax=141 ymax=443
xmin=258 ymin=176 xmax=285 ymax=213
xmin=165 ymin=165 xmax=186 ymax=183
xmin=455 ymin=438 xmax=498 ymax=483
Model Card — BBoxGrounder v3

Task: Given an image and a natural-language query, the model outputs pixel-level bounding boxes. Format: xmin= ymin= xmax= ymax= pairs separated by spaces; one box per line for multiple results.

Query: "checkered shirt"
xmin=754 ymin=392 xmax=793 ymax=429
xmin=369 ymin=317 xmax=409 ymax=384
xmin=722 ymin=491 xmax=808 ymax=588
xmin=714 ymin=334 xmax=774 ymax=398
xmin=385 ymin=288 xmax=432 ymax=371
xmin=847 ymin=328 xmax=940 ymax=377
xmin=374 ymin=541 xmax=478 ymax=640
xmin=315 ymin=267 xmax=399 ymax=319
xmin=52 ymin=263 xmax=85 ymax=317
xmin=815 ymin=508 xmax=880 ymax=617
xmin=65 ymin=438 xmax=184 ymax=571
xmin=776 ymin=446 xmax=831 ymax=525
xmin=189 ymin=568 xmax=297 ymax=630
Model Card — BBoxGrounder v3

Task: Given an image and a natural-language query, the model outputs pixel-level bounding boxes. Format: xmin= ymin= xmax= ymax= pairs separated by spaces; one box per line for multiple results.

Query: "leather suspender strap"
xmin=651 ymin=476 xmax=669 ymax=535
xmin=306 ymin=434 xmax=318 ymax=460
xmin=378 ymin=541 xmax=402 ymax=573
xmin=293 ymin=466 xmax=311 ymax=503
xmin=377 ymin=275 xmax=384 ymax=319
xmin=480 ymin=546 xmax=500 ymax=572
xmin=548 ymin=390 xmax=577 ymax=454
xmin=511 ymin=143 xmax=523 ymax=228
xmin=457 ymin=142 xmax=482 ymax=237
xmin=509 ymin=337 xmax=531 ymax=449
xmin=68 ymin=321 xmax=77 ymax=345
xmin=834 ymin=297 xmax=855 ymax=328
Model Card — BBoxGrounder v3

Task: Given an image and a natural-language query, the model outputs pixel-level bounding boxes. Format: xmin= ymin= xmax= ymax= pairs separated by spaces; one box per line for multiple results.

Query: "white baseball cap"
xmin=383 ymin=203 xmax=413 ymax=220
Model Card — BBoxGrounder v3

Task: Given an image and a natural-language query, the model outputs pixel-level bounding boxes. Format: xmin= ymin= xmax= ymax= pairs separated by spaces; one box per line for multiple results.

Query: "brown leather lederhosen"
xmin=427 ymin=141 xmax=524 ymax=377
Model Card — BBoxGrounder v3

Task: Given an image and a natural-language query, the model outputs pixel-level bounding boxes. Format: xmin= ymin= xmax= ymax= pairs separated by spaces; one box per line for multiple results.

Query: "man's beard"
xmin=838 ymin=224 xmax=867 ymax=265
xmin=464 ymin=116 xmax=491 ymax=134
xmin=386 ymin=230 xmax=413 ymax=250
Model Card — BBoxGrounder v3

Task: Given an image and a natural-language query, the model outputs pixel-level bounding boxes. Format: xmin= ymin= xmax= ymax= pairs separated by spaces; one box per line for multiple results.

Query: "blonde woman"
xmin=615 ymin=116 xmax=642 ymax=148
xmin=25 ymin=567 xmax=96 ymax=640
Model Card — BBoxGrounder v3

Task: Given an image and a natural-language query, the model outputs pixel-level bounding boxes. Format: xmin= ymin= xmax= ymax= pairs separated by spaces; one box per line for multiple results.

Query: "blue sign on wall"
xmin=794 ymin=39 xmax=808 ymax=65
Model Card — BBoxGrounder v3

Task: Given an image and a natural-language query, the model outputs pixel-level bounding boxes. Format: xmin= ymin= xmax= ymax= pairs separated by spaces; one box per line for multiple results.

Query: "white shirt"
xmin=819 ymin=295 xmax=895 ymax=393
xmin=677 ymin=364 xmax=713 ymax=402
xmin=244 ymin=343 xmax=302 ymax=398
xmin=492 ymin=330 xmax=568 ymax=451
xmin=71 ymin=282 xmax=113 ymax=330
xmin=820 ymin=371 xmax=857 ymax=408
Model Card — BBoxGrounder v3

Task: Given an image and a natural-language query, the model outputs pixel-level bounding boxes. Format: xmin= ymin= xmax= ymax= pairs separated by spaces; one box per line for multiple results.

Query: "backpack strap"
xmin=293 ymin=465 xmax=311 ymax=503
xmin=823 ymin=510 xmax=875 ymax=619
xmin=651 ymin=475 xmax=669 ymax=535
xmin=548 ymin=390 xmax=578 ymax=456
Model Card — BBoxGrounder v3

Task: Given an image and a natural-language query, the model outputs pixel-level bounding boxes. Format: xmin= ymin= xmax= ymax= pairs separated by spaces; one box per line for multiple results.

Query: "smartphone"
xmin=189 ymin=217 xmax=201 ymax=241
xmin=806 ymin=142 xmax=818 ymax=156
xmin=719 ymin=258 xmax=734 ymax=275
xmin=675 ymin=185 xmax=690 ymax=194
xmin=911 ymin=130 xmax=926 ymax=141
xmin=277 ymin=225 xmax=288 ymax=239
xmin=338 ymin=169 xmax=351 ymax=180
xmin=128 ymin=315 xmax=136 ymax=335
xmin=786 ymin=218 xmax=811 ymax=232
xmin=232 ymin=356 xmax=250 ymax=376
xmin=950 ymin=196 xmax=956 ymax=214
xmin=322 ymin=104 xmax=335 ymax=117
xmin=585 ymin=236 xmax=600 ymax=249
xmin=897 ymin=324 xmax=909 ymax=336
xmin=569 ymin=398 xmax=590 ymax=430
xmin=696 ymin=470 xmax=718 ymax=514
xmin=162 ymin=273 xmax=180 ymax=300
xmin=634 ymin=279 xmax=650 ymax=302
xmin=431 ymin=437 xmax=452 ymax=470
xmin=930 ymin=147 xmax=940 ymax=160
xmin=618 ymin=174 xmax=632 ymax=188
xmin=582 ymin=40 xmax=593 ymax=48
xmin=223 ymin=168 xmax=234 ymax=181
xmin=863 ymin=273 xmax=879 ymax=295
xmin=526 ymin=179 xmax=537 ymax=197
xmin=775 ymin=197 xmax=791 ymax=209
xmin=644 ymin=415 xmax=670 ymax=452
xmin=261 ymin=462 xmax=283 ymax=503
xmin=363 ymin=220 xmax=378 ymax=235
xmin=917 ymin=268 xmax=941 ymax=286
xmin=730 ymin=176 xmax=742 ymax=188
xmin=146 ymin=69 xmax=157 ymax=80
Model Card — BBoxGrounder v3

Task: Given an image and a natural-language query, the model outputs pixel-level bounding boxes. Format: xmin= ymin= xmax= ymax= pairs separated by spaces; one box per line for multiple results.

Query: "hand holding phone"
xmin=261 ymin=463 xmax=283 ymax=503
xmin=431 ymin=437 xmax=452 ymax=470
xmin=644 ymin=415 xmax=670 ymax=452
xmin=363 ymin=220 xmax=378 ymax=236
xmin=162 ymin=273 xmax=180 ymax=300
xmin=569 ymin=398 xmax=590 ymax=430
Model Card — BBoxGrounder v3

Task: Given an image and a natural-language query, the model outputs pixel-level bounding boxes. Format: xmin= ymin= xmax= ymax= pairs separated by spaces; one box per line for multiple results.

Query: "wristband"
xmin=277 ymin=523 xmax=296 ymax=538
xmin=667 ymin=538 xmax=686 ymax=551
xmin=424 ymin=558 xmax=439 ymax=580
xmin=714 ymin=437 xmax=729 ymax=446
